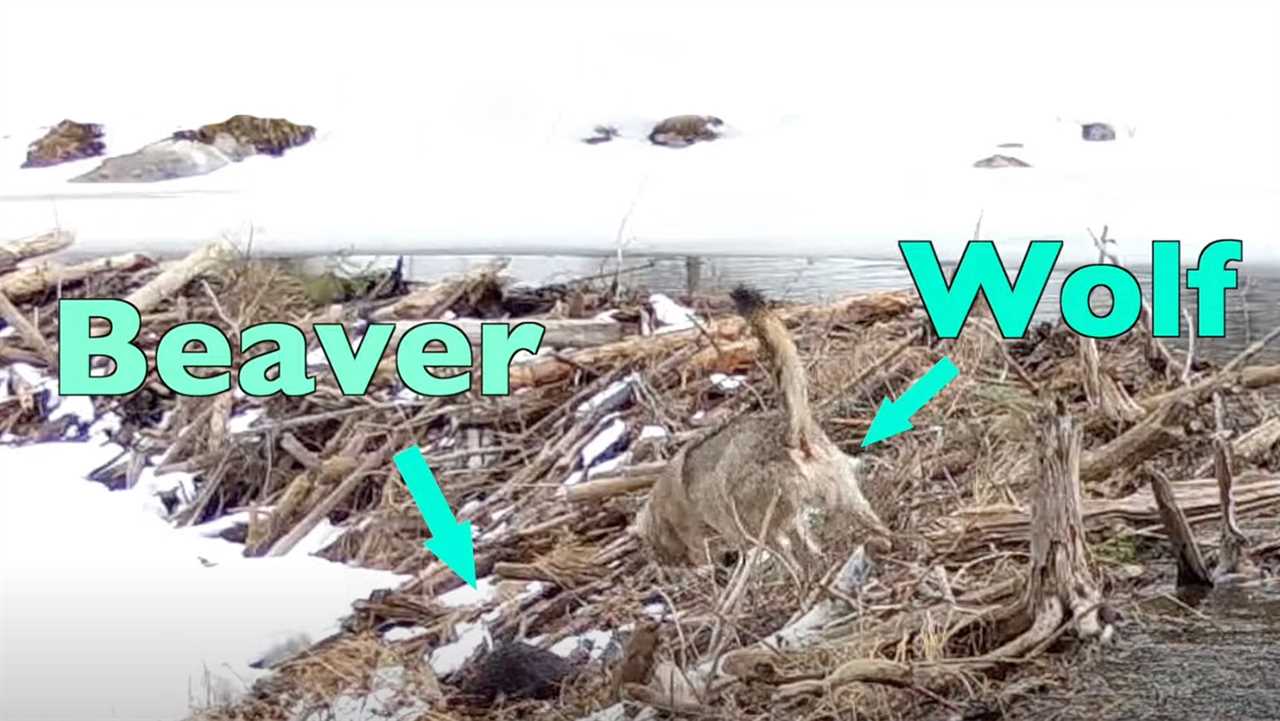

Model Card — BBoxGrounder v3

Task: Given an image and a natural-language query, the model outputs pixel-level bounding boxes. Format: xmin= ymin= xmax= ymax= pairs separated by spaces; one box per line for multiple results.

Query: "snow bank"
xmin=0 ymin=439 xmax=405 ymax=721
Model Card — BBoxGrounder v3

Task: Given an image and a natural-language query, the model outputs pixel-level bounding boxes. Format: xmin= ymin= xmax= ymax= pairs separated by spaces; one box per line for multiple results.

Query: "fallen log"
xmin=0 ymin=229 xmax=75 ymax=274
xmin=0 ymin=252 xmax=153 ymax=302
xmin=935 ymin=473 xmax=1280 ymax=554
xmin=1079 ymin=399 xmax=1187 ymax=485
xmin=124 ymin=238 xmax=236 ymax=315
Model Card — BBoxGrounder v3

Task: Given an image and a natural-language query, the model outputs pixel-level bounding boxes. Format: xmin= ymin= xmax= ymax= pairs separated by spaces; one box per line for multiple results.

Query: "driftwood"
xmin=1079 ymin=399 xmax=1187 ymax=484
xmin=0 ymin=230 xmax=75 ymax=273
xmin=124 ymin=239 xmax=235 ymax=315
xmin=560 ymin=462 xmax=665 ymax=502
xmin=1078 ymin=333 xmax=1142 ymax=422
xmin=1194 ymin=417 xmax=1280 ymax=477
xmin=940 ymin=473 xmax=1280 ymax=552
xmin=0 ymin=253 xmax=153 ymax=302
xmin=1148 ymin=469 xmax=1213 ymax=587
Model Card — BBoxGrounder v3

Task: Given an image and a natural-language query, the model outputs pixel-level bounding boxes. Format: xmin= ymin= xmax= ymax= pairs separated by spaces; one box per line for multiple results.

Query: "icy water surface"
xmin=1013 ymin=583 xmax=1280 ymax=721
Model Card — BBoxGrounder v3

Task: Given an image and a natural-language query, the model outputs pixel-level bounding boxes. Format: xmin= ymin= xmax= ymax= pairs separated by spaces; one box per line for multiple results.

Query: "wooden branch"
xmin=265 ymin=435 xmax=401 ymax=557
xmin=1080 ymin=399 xmax=1186 ymax=484
xmin=0 ymin=229 xmax=75 ymax=273
xmin=560 ymin=462 xmax=666 ymax=502
xmin=1148 ymin=469 xmax=1212 ymax=588
xmin=0 ymin=288 xmax=57 ymax=368
xmin=124 ymin=239 xmax=235 ymax=315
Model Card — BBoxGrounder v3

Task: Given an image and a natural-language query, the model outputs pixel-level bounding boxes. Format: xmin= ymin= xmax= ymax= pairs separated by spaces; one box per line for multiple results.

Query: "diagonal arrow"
xmin=393 ymin=446 xmax=477 ymax=588
xmin=861 ymin=356 xmax=959 ymax=448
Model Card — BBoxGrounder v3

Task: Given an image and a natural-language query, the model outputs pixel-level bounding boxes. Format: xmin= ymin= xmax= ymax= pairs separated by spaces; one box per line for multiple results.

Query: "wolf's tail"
xmin=731 ymin=285 xmax=817 ymax=452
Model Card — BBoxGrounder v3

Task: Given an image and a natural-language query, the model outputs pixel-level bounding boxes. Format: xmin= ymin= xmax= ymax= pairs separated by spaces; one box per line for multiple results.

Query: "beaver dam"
xmin=3 ymin=231 xmax=1280 ymax=721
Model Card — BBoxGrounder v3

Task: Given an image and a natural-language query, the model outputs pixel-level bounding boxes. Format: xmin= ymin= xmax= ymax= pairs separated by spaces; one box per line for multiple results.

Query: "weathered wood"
xmin=1148 ymin=469 xmax=1213 ymax=588
xmin=1213 ymin=438 xmax=1256 ymax=580
xmin=0 ymin=253 xmax=152 ymax=301
xmin=1195 ymin=417 xmax=1280 ymax=477
xmin=124 ymin=238 xmax=235 ymax=315
xmin=0 ymin=288 xmax=57 ymax=368
xmin=0 ymin=229 xmax=75 ymax=273
xmin=265 ymin=434 xmax=402 ymax=557
xmin=1079 ymin=336 xmax=1142 ymax=422
xmin=937 ymin=473 xmax=1280 ymax=553
xmin=1080 ymin=399 xmax=1186 ymax=484
xmin=561 ymin=462 xmax=666 ymax=502
xmin=992 ymin=411 xmax=1105 ymax=657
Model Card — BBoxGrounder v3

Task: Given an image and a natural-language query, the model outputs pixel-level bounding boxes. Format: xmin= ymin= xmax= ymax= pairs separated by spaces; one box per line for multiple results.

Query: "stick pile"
xmin=2 ymin=230 xmax=1280 ymax=721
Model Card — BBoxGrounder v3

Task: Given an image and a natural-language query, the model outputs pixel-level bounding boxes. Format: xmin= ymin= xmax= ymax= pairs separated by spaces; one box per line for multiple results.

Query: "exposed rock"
xmin=582 ymin=125 xmax=620 ymax=145
xmin=172 ymin=114 xmax=316 ymax=159
xmin=20 ymin=120 xmax=106 ymax=168
xmin=1081 ymin=122 xmax=1116 ymax=141
xmin=973 ymin=154 xmax=1031 ymax=168
xmin=997 ymin=142 xmax=1024 ymax=148
xmin=456 ymin=640 xmax=576 ymax=703
xmin=69 ymin=138 xmax=230 ymax=183
xmin=648 ymin=114 xmax=724 ymax=148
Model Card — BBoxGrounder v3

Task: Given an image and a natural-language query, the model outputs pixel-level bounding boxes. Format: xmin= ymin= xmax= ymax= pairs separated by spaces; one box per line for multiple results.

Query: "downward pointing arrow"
xmin=861 ymin=357 xmax=959 ymax=448
xmin=393 ymin=446 xmax=478 ymax=588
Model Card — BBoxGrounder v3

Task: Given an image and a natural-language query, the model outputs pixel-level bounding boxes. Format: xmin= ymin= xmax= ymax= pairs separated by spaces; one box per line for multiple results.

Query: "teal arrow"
xmin=393 ymin=446 xmax=477 ymax=588
xmin=861 ymin=356 xmax=959 ymax=448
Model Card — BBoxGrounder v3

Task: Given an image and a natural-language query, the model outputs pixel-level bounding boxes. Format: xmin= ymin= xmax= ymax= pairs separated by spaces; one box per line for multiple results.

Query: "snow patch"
xmin=0 ymin=442 xmax=405 ymax=721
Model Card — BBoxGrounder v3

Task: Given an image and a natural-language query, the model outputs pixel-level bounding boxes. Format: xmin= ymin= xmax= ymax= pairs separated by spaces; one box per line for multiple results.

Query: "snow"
xmin=709 ymin=373 xmax=746 ymax=391
xmin=428 ymin=622 xmax=490 ymax=677
xmin=1 ymin=1 xmax=1276 ymax=267
xmin=649 ymin=294 xmax=698 ymax=333
xmin=0 ymin=440 xmax=406 ymax=721
xmin=575 ymin=374 xmax=636 ymax=417
xmin=549 ymin=629 xmax=615 ymax=661
xmin=581 ymin=417 xmax=627 ymax=470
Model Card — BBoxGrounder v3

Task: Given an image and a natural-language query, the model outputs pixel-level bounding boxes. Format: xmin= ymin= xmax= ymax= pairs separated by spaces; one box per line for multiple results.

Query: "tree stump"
xmin=1213 ymin=438 xmax=1257 ymax=580
xmin=1148 ymin=468 xmax=1213 ymax=588
xmin=994 ymin=409 xmax=1108 ymax=656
